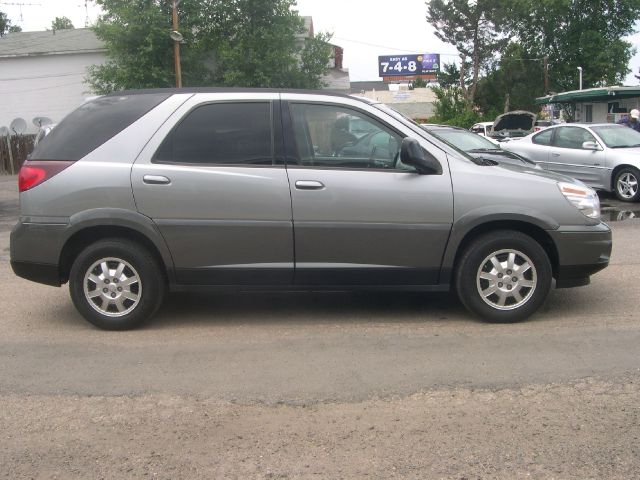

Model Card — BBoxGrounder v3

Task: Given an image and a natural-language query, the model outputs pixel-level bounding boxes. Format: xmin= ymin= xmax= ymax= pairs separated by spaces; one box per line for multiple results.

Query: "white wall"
xmin=0 ymin=52 xmax=106 ymax=133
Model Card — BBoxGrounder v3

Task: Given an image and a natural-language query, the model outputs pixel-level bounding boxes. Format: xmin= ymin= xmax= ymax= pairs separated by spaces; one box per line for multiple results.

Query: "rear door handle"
xmin=143 ymin=175 xmax=171 ymax=185
xmin=551 ymin=152 xmax=560 ymax=157
xmin=295 ymin=180 xmax=325 ymax=190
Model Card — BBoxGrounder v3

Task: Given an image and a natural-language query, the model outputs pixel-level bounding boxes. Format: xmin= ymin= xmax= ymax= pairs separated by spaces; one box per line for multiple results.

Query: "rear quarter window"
xmin=30 ymin=93 xmax=171 ymax=161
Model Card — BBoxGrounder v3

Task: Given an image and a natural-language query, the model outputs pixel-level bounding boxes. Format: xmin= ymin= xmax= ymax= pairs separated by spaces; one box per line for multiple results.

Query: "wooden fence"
xmin=0 ymin=135 xmax=35 ymax=175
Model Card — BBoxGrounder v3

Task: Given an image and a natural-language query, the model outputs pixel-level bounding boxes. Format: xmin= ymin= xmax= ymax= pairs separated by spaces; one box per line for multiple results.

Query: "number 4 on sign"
xmin=394 ymin=61 xmax=403 ymax=72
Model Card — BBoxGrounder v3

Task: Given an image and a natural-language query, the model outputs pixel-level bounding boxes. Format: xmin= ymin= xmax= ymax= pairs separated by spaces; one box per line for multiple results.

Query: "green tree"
xmin=51 ymin=16 xmax=75 ymax=31
xmin=508 ymin=0 xmax=640 ymax=91
xmin=87 ymin=0 xmax=333 ymax=94
xmin=428 ymin=85 xmax=485 ymax=128
xmin=0 ymin=10 xmax=21 ymax=35
xmin=475 ymin=43 xmax=546 ymax=114
xmin=426 ymin=0 xmax=507 ymax=103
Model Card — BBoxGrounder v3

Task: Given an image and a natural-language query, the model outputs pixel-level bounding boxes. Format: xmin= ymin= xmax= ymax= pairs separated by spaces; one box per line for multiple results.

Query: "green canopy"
xmin=536 ymin=86 xmax=640 ymax=105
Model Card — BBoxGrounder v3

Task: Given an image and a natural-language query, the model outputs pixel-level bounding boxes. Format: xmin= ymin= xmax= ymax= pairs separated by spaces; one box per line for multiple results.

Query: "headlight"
xmin=557 ymin=182 xmax=600 ymax=219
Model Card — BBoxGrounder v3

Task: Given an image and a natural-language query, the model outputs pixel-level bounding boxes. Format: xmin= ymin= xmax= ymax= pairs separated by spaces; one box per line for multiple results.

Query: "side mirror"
xmin=582 ymin=141 xmax=600 ymax=151
xmin=400 ymin=138 xmax=442 ymax=174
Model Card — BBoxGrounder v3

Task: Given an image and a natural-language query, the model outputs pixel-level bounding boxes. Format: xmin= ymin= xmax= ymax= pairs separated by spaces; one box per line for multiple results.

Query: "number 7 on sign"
xmin=381 ymin=62 xmax=389 ymax=73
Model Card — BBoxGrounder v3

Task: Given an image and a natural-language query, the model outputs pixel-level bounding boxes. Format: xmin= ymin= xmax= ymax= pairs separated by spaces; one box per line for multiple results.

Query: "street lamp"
xmin=171 ymin=0 xmax=182 ymax=88
xmin=577 ymin=66 xmax=583 ymax=90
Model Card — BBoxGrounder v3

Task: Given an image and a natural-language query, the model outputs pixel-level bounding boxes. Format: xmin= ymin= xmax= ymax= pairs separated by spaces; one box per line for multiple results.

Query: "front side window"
xmin=289 ymin=103 xmax=403 ymax=170
xmin=154 ymin=102 xmax=273 ymax=165
xmin=532 ymin=128 xmax=553 ymax=145
xmin=553 ymin=126 xmax=597 ymax=150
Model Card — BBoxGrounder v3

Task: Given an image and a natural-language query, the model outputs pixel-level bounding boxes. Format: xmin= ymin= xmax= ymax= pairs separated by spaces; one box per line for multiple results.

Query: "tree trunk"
xmin=469 ymin=21 xmax=480 ymax=104
xmin=459 ymin=54 xmax=468 ymax=97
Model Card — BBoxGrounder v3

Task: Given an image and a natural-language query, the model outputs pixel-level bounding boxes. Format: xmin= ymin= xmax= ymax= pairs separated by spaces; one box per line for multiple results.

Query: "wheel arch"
xmin=610 ymin=164 xmax=640 ymax=191
xmin=440 ymin=218 xmax=560 ymax=285
xmin=58 ymin=209 xmax=175 ymax=284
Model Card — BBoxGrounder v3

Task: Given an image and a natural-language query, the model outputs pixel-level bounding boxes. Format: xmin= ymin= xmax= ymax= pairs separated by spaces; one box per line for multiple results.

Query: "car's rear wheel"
xmin=614 ymin=167 xmax=640 ymax=202
xmin=69 ymin=238 xmax=165 ymax=330
xmin=455 ymin=230 xmax=552 ymax=323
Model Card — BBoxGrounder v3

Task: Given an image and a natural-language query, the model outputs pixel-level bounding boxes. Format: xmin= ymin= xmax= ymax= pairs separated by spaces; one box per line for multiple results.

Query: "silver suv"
xmin=11 ymin=89 xmax=612 ymax=330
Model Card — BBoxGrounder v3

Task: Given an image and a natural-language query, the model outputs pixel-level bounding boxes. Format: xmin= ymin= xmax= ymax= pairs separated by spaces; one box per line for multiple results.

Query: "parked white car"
xmin=470 ymin=122 xmax=494 ymax=138
xmin=503 ymin=123 xmax=640 ymax=201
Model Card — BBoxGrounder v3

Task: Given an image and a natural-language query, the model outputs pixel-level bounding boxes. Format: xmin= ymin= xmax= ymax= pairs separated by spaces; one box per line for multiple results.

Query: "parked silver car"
xmin=502 ymin=123 xmax=640 ymax=202
xmin=11 ymin=89 xmax=611 ymax=329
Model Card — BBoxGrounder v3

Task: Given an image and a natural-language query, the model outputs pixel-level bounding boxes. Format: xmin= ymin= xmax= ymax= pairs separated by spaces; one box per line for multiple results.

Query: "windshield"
xmin=591 ymin=125 xmax=640 ymax=148
xmin=427 ymin=129 xmax=499 ymax=152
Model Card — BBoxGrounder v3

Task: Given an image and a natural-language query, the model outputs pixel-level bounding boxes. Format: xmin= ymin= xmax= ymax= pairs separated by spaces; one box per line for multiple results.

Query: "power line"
xmin=332 ymin=36 xmax=459 ymax=56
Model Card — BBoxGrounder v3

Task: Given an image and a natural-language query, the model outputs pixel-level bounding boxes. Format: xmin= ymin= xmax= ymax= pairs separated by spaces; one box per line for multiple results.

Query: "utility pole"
xmin=577 ymin=66 xmax=583 ymax=90
xmin=171 ymin=0 xmax=182 ymax=88
xmin=543 ymin=55 xmax=549 ymax=94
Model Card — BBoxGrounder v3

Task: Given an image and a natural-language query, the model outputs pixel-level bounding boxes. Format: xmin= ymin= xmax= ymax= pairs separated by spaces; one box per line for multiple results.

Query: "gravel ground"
xmin=2 ymin=375 xmax=639 ymax=479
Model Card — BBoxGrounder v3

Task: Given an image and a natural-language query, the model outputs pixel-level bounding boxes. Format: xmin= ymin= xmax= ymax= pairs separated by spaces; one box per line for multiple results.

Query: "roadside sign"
xmin=378 ymin=54 xmax=440 ymax=77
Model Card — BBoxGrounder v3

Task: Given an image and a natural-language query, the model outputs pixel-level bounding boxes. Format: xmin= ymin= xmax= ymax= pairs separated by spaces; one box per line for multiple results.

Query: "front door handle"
xmin=551 ymin=152 xmax=560 ymax=157
xmin=143 ymin=174 xmax=171 ymax=185
xmin=295 ymin=180 xmax=325 ymax=190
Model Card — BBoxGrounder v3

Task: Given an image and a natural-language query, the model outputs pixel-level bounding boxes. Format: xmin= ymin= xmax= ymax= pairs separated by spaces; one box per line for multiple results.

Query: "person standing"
xmin=618 ymin=109 xmax=640 ymax=132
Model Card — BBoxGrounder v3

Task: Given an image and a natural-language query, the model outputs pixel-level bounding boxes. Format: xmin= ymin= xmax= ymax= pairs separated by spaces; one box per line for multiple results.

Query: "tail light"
xmin=18 ymin=160 xmax=74 ymax=192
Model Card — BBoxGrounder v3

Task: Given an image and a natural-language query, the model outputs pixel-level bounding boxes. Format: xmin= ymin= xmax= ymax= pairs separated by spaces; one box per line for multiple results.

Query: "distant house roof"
xmin=0 ymin=28 xmax=106 ymax=58
xmin=536 ymin=86 xmax=640 ymax=104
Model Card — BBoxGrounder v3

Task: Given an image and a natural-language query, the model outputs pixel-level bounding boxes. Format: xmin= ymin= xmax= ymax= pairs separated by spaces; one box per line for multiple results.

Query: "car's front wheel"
xmin=455 ymin=230 xmax=552 ymax=323
xmin=614 ymin=167 xmax=640 ymax=202
xmin=69 ymin=238 xmax=165 ymax=330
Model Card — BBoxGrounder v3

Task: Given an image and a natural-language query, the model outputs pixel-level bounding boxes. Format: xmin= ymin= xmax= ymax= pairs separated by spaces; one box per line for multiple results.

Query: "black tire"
xmin=613 ymin=167 xmax=640 ymax=202
xmin=69 ymin=238 xmax=166 ymax=330
xmin=455 ymin=230 xmax=552 ymax=323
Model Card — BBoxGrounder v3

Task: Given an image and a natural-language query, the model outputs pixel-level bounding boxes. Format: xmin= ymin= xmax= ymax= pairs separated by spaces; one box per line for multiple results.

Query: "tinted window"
xmin=289 ymin=103 xmax=402 ymax=170
xmin=154 ymin=102 xmax=273 ymax=165
xmin=532 ymin=129 xmax=553 ymax=145
xmin=30 ymin=93 xmax=170 ymax=161
xmin=553 ymin=126 xmax=596 ymax=149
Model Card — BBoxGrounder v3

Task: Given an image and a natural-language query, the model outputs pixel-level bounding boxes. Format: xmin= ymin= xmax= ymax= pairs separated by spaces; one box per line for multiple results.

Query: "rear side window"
xmin=532 ymin=129 xmax=553 ymax=145
xmin=30 ymin=93 xmax=170 ymax=161
xmin=153 ymin=102 xmax=273 ymax=165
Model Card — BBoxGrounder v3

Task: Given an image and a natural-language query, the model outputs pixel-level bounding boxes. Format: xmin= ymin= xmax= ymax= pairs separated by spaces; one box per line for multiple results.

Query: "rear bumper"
xmin=11 ymin=260 xmax=61 ymax=287
xmin=10 ymin=219 xmax=68 ymax=287
xmin=549 ymin=222 xmax=612 ymax=288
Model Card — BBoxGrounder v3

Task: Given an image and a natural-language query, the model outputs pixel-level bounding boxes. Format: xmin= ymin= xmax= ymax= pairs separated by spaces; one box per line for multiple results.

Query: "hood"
xmin=494 ymin=160 xmax=585 ymax=185
xmin=492 ymin=111 xmax=536 ymax=132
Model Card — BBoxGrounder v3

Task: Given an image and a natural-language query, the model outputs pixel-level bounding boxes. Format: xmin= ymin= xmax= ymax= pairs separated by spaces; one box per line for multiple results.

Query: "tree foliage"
xmin=508 ymin=0 xmax=640 ymax=91
xmin=426 ymin=0 xmax=507 ymax=103
xmin=426 ymin=0 xmax=640 ymax=125
xmin=51 ymin=16 xmax=75 ymax=31
xmin=428 ymin=86 xmax=489 ymax=128
xmin=0 ymin=10 xmax=21 ymax=36
xmin=87 ymin=0 xmax=333 ymax=94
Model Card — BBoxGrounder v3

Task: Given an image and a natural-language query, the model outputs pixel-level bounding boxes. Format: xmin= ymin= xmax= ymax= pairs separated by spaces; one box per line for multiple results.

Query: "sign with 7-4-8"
xmin=378 ymin=54 xmax=440 ymax=77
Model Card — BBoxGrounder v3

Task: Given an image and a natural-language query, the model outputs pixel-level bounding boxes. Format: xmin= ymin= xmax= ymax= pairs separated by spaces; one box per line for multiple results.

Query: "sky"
xmin=2 ymin=0 xmax=640 ymax=86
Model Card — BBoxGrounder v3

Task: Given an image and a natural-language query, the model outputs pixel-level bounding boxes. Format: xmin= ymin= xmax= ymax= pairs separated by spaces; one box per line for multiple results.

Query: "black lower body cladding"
xmin=548 ymin=222 xmax=612 ymax=288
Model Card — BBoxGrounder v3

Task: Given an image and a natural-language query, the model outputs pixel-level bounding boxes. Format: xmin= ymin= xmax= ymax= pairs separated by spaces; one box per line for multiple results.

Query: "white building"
xmin=0 ymin=28 xmax=106 ymax=133
xmin=536 ymin=86 xmax=640 ymax=123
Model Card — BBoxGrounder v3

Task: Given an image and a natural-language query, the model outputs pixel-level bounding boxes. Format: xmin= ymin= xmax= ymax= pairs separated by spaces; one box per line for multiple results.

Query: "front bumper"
xmin=548 ymin=222 xmax=612 ymax=288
